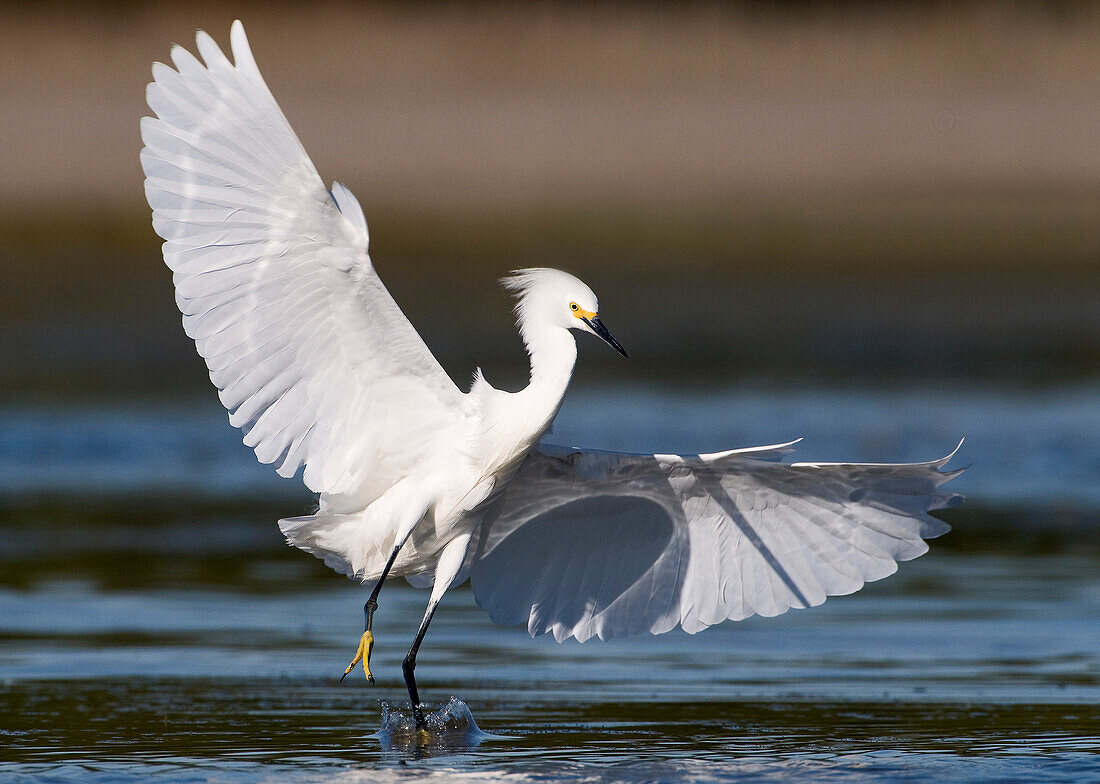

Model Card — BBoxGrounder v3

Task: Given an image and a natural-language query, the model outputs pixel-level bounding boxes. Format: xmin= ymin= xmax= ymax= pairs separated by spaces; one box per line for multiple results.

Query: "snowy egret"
xmin=141 ymin=22 xmax=963 ymax=729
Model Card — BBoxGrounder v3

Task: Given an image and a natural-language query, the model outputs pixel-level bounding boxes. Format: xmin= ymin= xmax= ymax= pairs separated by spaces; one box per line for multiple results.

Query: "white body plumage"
xmin=282 ymin=268 xmax=592 ymax=589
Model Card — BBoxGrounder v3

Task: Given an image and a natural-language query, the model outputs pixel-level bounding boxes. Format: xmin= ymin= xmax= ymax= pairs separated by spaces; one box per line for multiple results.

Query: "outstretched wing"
xmin=469 ymin=441 xmax=963 ymax=642
xmin=140 ymin=21 xmax=469 ymax=496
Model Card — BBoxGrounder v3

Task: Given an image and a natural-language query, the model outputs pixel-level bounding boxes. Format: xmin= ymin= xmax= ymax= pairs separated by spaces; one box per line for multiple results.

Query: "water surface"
xmin=1 ymin=382 xmax=1097 ymax=782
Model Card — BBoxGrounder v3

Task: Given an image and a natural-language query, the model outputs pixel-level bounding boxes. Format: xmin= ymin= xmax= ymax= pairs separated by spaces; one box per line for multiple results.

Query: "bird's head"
xmin=501 ymin=268 xmax=628 ymax=357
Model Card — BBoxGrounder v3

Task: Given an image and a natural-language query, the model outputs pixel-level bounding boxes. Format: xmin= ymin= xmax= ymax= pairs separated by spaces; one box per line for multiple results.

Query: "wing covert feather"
xmin=470 ymin=442 xmax=963 ymax=642
xmin=141 ymin=21 xmax=467 ymax=495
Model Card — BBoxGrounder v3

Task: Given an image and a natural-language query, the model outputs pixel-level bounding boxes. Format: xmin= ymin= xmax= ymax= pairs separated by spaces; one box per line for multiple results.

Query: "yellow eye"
xmin=569 ymin=302 xmax=579 ymax=311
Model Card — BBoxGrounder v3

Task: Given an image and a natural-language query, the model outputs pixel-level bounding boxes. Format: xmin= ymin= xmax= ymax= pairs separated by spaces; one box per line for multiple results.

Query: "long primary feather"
xmin=141 ymin=21 xmax=470 ymax=497
xmin=469 ymin=442 xmax=963 ymax=642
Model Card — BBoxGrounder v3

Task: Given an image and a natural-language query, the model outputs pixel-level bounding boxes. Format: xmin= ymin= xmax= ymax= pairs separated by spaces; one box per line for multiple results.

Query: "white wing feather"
xmin=470 ymin=441 xmax=963 ymax=642
xmin=140 ymin=21 xmax=468 ymax=496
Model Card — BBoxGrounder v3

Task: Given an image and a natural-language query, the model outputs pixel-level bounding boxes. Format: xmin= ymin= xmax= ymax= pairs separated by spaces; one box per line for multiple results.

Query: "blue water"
xmin=4 ymin=380 xmax=1098 ymax=506
xmin=1 ymin=380 xmax=1097 ymax=782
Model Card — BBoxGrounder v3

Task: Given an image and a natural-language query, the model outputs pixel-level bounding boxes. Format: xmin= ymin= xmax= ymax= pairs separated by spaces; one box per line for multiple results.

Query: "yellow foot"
xmin=340 ymin=630 xmax=375 ymax=684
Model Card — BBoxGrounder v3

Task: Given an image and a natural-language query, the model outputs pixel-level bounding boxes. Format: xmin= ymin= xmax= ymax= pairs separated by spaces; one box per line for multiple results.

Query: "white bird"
xmin=141 ymin=22 xmax=963 ymax=728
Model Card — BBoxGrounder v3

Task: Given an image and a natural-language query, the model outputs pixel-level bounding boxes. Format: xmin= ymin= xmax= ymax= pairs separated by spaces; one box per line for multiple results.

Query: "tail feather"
xmin=279 ymin=512 xmax=368 ymax=580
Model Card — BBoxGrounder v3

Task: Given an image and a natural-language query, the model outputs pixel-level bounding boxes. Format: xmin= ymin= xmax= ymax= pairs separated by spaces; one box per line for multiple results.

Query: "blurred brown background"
xmin=1 ymin=1 xmax=1097 ymax=395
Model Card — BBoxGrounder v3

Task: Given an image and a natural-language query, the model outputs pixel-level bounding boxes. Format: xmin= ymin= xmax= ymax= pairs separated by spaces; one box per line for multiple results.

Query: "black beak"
xmin=583 ymin=316 xmax=628 ymax=358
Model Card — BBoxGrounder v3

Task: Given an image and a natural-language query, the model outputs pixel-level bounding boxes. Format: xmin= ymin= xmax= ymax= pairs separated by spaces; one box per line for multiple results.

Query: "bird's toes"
xmin=340 ymin=630 xmax=375 ymax=683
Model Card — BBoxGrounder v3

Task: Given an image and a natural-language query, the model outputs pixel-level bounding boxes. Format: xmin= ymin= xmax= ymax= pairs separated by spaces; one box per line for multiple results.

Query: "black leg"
xmin=340 ymin=541 xmax=404 ymax=684
xmin=363 ymin=543 xmax=402 ymax=633
xmin=402 ymin=602 xmax=439 ymax=729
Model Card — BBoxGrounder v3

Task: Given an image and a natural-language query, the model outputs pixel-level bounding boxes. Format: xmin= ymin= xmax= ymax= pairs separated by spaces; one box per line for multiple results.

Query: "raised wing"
xmin=140 ymin=21 xmax=468 ymax=496
xmin=469 ymin=441 xmax=963 ymax=642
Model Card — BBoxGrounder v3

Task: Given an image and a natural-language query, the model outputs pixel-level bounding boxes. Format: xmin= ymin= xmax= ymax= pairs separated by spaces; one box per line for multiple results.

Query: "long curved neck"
xmin=519 ymin=324 xmax=577 ymax=432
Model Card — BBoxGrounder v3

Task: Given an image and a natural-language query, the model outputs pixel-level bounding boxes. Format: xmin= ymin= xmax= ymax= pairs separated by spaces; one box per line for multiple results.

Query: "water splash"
xmin=377 ymin=697 xmax=490 ymax=755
